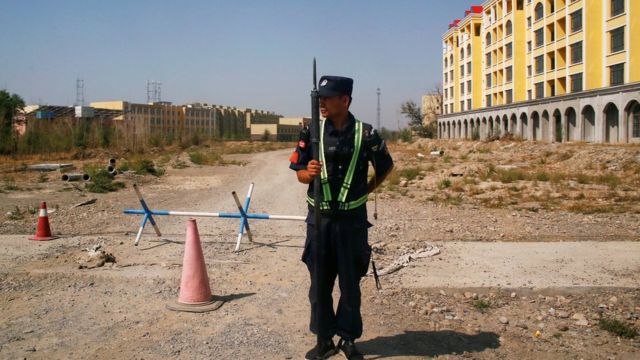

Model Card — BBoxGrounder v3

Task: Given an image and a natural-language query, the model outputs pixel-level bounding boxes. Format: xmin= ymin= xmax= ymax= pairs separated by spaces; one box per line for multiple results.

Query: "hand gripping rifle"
xmin=310 ymin=58 xmax=326 ymax=346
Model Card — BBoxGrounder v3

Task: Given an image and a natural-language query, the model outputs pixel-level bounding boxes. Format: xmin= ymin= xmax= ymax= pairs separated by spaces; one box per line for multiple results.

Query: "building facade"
xmin=90 ymin=101 xmax=279 ymax=144
xmin=422 ymin=94 xmax=442 ymax=125
xmin=438 ymin=0 xmax=640 ymax=143
xmin=250 ymin=117 xmax=309 ymax=141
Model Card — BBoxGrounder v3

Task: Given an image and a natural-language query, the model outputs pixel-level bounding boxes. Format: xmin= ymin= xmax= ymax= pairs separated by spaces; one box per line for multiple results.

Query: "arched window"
xmin=460 ymin=48 xmax=465 ymax=59
xmin=450 ymin=54 xmax=453 ymax=65
xmin=506 ymin=20 xmax=513 ymax=36
xmin=444 ymin=57 xmax=448 ymax=68
xmin=630 ymin=102 xmax=640 ymax=138
xmin=467 ymin=44 xmax=471 ymax=56
xmin=486 ymin=32 xmax=492 ymax=45
xmin=535 ymin=3 xmax=544 ymax=20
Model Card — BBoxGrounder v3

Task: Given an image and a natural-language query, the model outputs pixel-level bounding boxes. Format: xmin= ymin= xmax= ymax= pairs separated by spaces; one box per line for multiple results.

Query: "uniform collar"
xmin=325 ymin=112 xmax=355 ymax=134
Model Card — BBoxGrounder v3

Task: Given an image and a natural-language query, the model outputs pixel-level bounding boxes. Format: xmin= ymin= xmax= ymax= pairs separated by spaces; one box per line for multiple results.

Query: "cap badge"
xmin=320 ymin=79 xmax=328 ymax=86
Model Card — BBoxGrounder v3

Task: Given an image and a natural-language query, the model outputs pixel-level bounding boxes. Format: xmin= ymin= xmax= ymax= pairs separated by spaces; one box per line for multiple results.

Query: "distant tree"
xmin=262 ymin=129 xmax=271 ymax=141
xmin=400 ymin=100 xmax=436 ymax=138
xmin=0 ymin=90 xmax=25 ymax=154
xmin=422 ymin=84 xmax=443 ymax=124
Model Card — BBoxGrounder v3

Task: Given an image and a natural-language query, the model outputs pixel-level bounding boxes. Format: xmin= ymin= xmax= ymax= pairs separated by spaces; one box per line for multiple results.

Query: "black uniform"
xmin=289 ymin=112 xmax=393 ymax=341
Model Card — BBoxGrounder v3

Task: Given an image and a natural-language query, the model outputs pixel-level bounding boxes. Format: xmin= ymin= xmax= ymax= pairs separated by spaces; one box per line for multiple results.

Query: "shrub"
xmin=85 ymin=170 xmax=125 ymax=193
xmin=189 ymin=151 xmax=222 ymax=166
xmin=495 ymin=169 xmax=527 ymax=183
xmin=438 ymin=179 xmax=452 ymax=189
xmin=473 ymin=299 xmax=491 ymax=313
xmin=397 ymin=167 xmax=421 ymax=181
xmin=599 ymin=318 xmax=638 ymax=339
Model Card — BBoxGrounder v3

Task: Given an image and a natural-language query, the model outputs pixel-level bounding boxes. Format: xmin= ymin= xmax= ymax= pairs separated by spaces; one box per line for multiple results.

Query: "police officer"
xmin=289 ymin=76 xmax=393 ymax=360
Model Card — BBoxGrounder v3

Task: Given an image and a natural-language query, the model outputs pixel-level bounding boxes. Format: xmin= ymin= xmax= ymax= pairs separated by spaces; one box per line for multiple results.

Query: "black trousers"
xmin=302 ymin=215 xmax=372 ymax=341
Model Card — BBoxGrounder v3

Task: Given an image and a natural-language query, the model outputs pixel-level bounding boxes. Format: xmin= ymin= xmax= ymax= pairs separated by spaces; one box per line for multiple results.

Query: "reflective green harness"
xmin=307 ymin=119 xmax=369 ymax=211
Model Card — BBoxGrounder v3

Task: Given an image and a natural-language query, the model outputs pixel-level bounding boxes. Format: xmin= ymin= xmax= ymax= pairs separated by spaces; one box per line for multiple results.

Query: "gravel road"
xmin=1 ymin=148 xmax=638 ymax=359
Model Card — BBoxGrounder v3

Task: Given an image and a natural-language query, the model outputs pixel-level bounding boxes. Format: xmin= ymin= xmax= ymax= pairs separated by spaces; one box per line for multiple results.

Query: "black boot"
xmin=305 ymin=338 xmax=337 ymax=360
xmin=337 ymin=338 xmax=363 ymax=360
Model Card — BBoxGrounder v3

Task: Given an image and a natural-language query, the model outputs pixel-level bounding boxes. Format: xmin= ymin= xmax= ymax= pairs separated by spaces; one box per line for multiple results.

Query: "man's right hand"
xmin=307 ymin=160 xmax=322 ymax=177
xmin=296 ymin=160 xmax=323 ymax=184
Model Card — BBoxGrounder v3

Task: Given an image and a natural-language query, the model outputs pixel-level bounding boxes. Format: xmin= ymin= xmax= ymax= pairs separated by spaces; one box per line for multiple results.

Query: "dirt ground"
xmin=1 ymin=142 xmax=639 ymax=359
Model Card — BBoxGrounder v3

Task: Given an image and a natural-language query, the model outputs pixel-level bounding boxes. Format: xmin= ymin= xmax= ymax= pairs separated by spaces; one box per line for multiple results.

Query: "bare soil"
xmin=1 ymin=142 xmax=638 ymax=359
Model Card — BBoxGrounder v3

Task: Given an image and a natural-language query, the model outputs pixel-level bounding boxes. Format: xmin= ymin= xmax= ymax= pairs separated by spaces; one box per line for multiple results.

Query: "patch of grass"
xmin=85 ymin=170 xmax=126 ymax=193
xmin=495 ymin=168 xmax=527 ymax=183
xmin=6 ymin=206 xmax=24 ymax=220
xmin=116 ymin=162 xmax=129 ymax=172
xmin=449 ymin=180 xmax=466 ymax=193
xmin=598 ymin=318 xmax=638 ymax=339
xmin=37 ymin=173 xmax=49 ymax=183
xmin=82 ymin=163 xmax=105 ymax=177
xmin=575 ymin=173 xmax=592 ymax=184
xmin=477 ymin=147 xmax=492 ymax=154
xmin=479 ymin=164 xmax=496 ymax=181
xmin=130 ymin=158 xmax=165 ymax=176
xmin=443 ymin=155 xmax=452 ymax=163
xmin=595 ymin=173 xmax=621 ymax=190
xmin=473 ymin=299 xmax=491 ymax=313
xmin=565 ymin=203 xmax=630 ymax=214
xmin=189 ymin=151 xmax=222 ymax=166
xmin=462 ymin=176 xmax=478 ymax=186
xmin=397 ymin=167 xmax=421 ymax=181
xmin=534 ymin=171 xmax=550 ymax=182
xmin=27 ymin=205 xmax=37 ymax=215
xmin=173 ymin=159 xmax=189 ymax=169
xmin=557 ymin=151 xmax=574 ymax=161
xmin=467 ymin=185 xmax=482 ymax=196
xmin=3 ymin=182 xmax=20 ymax=191
xmin=445 ymin=193 xmax=463 ymax=206
xmin=438 ymin=179 xmax=452 ymax=190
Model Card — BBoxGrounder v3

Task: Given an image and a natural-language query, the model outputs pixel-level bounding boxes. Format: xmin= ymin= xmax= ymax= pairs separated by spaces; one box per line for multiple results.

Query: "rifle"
xmin=310 ymin=58 xmax=325 ymax=346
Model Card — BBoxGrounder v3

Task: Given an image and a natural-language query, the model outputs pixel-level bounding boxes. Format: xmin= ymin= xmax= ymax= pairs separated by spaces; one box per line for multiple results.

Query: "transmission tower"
xmin=147 ymin=80 xmax=162 ymax=103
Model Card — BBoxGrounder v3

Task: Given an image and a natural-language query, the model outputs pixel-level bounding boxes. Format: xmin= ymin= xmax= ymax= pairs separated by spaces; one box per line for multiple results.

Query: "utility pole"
xmin=376 ymin=88 xmax=381 ymax=130
xmin=75 ymin=78 xmax=85 ymax=106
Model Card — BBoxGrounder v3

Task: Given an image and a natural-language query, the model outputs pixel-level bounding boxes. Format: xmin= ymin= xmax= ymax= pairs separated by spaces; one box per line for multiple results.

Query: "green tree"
xmin=400 ymin=100 xmax=436 ymax=138
xmin=0 ymin=90 xmax=25 ymax=154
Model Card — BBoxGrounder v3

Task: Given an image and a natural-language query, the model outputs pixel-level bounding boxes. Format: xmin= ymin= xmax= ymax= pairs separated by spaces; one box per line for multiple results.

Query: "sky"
xmin=0 ymin=0 xmax=476 ymax=129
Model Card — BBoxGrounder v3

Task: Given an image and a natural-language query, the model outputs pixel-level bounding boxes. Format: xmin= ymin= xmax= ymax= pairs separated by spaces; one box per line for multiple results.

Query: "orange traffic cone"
xmin=29 ymin=202 xmax=59 ymax=241
xmin=167 ymin=219 xmax=224 ymax=312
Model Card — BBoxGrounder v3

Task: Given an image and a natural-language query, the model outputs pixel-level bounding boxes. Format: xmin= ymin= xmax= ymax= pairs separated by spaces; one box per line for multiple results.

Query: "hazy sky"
xmin=0 ymin=0 xmax=475 ymax=129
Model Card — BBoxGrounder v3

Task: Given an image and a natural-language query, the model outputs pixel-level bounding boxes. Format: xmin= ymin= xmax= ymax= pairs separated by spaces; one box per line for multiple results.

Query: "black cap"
xmin=318 ymin=76 xmax=353 ymax=97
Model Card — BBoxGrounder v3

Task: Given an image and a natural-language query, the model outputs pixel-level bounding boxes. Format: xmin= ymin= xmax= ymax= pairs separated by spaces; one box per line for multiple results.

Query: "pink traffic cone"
xmin=167 ymin=219 xmax=223 ymax=312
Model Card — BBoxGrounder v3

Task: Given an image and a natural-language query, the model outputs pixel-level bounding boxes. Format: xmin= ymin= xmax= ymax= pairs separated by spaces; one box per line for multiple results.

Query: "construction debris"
xmin=368 ymin=245 xmax=440 ymax=277
xmin=71 ymin=198 xmax=97 ymax=208
xmin=28 ymin=164 xmax=74 ymax=172
xmin=77 ymin=243 xmax=116 ymax=269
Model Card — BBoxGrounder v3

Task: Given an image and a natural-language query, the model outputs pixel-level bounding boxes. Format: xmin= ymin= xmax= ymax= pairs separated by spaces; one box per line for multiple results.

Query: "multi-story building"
xmin=439 ymin=0 xmax=640 ymax=143
xmin=421 ymin=94 xmax=442 ymax=125
xmin=90 ymin=101 xmax=280 ymax=144
xmin=250 ymin=117 xmax=310 ymax=141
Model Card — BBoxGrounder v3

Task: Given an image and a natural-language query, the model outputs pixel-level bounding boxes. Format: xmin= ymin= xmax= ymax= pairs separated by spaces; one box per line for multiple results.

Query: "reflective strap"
xmin=307 ymin=193 xmax=368 ymax=211
xmin=306 ymin=196 xmax=330 ymax=210
xmin=338 ymin=120 xmax=362 ymax=203
xmin=319 ymin=119 xmax=332 ymax=201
